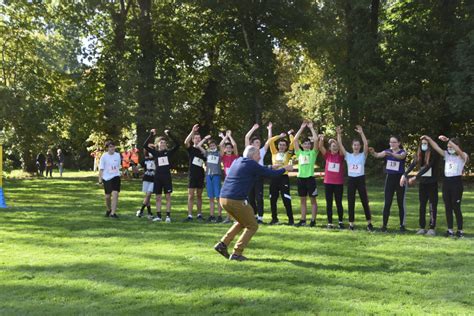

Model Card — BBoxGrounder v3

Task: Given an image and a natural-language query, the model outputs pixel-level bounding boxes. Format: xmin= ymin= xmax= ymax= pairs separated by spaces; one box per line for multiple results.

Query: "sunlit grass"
xmin=0 ymin=172 xmax=472 ymax=314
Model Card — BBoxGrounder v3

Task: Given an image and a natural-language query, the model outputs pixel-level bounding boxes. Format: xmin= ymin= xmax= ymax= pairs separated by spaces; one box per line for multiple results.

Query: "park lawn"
xmin=0 ymin=171 xmax=473 ymax=315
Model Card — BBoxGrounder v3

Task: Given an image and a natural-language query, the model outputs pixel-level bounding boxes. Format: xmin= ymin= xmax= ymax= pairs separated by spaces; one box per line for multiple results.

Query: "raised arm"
xmin=165 ymin=130 xmax=180 ymax=154
xmin=335 ymin=126 xmax=347 ymax=156
xmin=421 ymin=135 xmax=444 ymax=157
xmin=196 ymin=135 xmax=211 ymax=155
xmin=184 ymin=124 xmax=199 ymax=148
xmin=143 ymin=129 xmax=158 ymax=156
xmin=318 ymin=134 xmax=327 ymax=156
xmin=227 ymin=130 xmax=238 ymax=155
xmin=263 ymin=122 xmax=273 ymax=152
xmin=355 ymin=125 xmax=368 ymax=157
xmin=307 ymin=122 xmax=318 ymax=151
xmin=219 ymin=131 xmax=228 ymax=155
xmin=293 ymin=121 xmax=307 ymax=152
xmin=245 ymin=124 xmax=259 ymax=147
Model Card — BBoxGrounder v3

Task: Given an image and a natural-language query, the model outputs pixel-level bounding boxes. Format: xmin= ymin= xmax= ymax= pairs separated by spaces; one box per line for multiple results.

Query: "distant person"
xmin=57 ymin=149 xmax=65 ymax=177
xmin=121 ymin=148 xmax=131 ymax=179
xmin=91 ymin=149 xmax=102 ymax=172
xmin=99 ymin=140 xmax=121 ymax=219
xmin=130 ymin=144 xmax=140 ymax=179
xmin=45 ymin=149 xmax=54 ymax=178
xmin=219 ymin=130 xmax=239 ymax=224
xmin=214 ymin=146 xmax=293 ymax=261
xmin=36 ymin=152 xmax=46 ymax=176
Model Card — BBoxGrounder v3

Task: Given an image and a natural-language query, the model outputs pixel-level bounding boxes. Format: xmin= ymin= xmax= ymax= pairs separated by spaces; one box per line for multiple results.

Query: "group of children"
xmin=98 ymin=121 xmax=469 ymax=237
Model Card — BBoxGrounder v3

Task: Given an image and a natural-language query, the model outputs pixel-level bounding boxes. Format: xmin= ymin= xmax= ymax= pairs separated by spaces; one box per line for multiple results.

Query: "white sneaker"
xmin=147 ymin=214 xmax=154 ymax=220
xmin=426 ymin=229 xmax=436 ymax=236
xmin=416 ymin=229 xmax=426 ymax=235
xmin=136 ymin=210 xmax=143 ymax=217
xmin=165 ymin=216 xmax=171 ymax=223
xmin=152 ymin=216 xmax=162 ymax=222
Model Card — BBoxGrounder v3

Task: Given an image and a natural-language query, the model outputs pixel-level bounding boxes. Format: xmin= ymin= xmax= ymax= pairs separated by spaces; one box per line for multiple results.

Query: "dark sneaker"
xmin=214 ymin=242 xmax=230 ymax=259
xmin=197 ymin=214 xmax=205 ymax=221
xmin=105 ymin=210 xmax=111 ymax=217
xmin=136 ymin=210 xmax=143 ymax=217
xmin=295 ymin=220 xmax=307 ymax=227
xmin=288 ymin=220 xmax=294 ymax=226
xmin=257 ymin=219 xmax=264 ymax=224
xmin=216 ymin=216 xmax=223 ymax=223
xmin=222 ymin=217 xmax=232 ymax=224
xmin=338 ymin=222 xmax=345 ymax=229
xmin=445 ymin=230 xmax=454 ymax=237
xmin=269 ymin=219 xmax=280 ymax=225
xmin=309 ymin=220 xmax=316 ymax=227
xmin=456 ymin=231 xmax=464 ymax=238
xmin=207 ymin=216 xmax=216 ymax=223
xmin=110 ymin=213 xmax=119 ymax=219
xmin=367 ymin=223 xmax=374 ymax=232
xmin=326 ymin=223 xmax=334 ymax=229
xmin=229 ymin=253 xmax=248 ymax=261
xmin=380 ymin=226 xmax=388 ymax=233
xmin=349 ymin=225 xmax=355 ymax=231
xmin=183 ymin=216 xmax=193 ymax=222
xmin=399 ymin=225 xmax=407 ymax=233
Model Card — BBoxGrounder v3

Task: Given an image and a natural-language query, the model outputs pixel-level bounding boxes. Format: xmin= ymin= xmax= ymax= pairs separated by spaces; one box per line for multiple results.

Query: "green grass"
xmin=0 ymin=171 xmax=473 ymax=315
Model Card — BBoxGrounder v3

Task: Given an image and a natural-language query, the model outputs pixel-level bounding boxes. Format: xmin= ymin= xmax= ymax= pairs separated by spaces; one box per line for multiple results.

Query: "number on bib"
xmin=349 ymin=164 xmax=362 ymax=174
xmin=386 ymin=160 xmax=400 ymax=171
xmin=207 ymin=155 xmax=219 ymax=165
xmin=299 ymin=155 xmax=310 ymax=165
xmin=192 ymin=157 xmax=204 ymax=167
xmin=445 ymin=162 xmax=458 ymax=177
xmin=158 ymin=157 xmax=169 ymax=166
xmin=327 ymin=162 xmax=340 ymax=173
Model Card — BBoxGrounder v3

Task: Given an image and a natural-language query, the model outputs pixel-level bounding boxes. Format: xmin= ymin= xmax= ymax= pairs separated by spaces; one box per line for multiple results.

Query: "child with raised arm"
xmin=143 ymin=128 xmax=180 ymax=222
xmin=244 ymin=122 xmax=272 ymax=224
xmin=197 ymin=135 xmax=223 ymax=223
xmin=219 ymin=130 xmax=239 ymax=224
xmin=268 ymin=128 xmax=295 ymax=225
xmin=293 ymin=120 xmax=319 ymax=227
xmin=136 ymin=147 xmax=155 ymax=219
xmin=422 ymin=135 xmax=468 ymax=238
xmin=336 ymin=125 xmax=373 ymax=231
xmin=319 ymin=130 xmax=345 ymax=229
xmin=183 ymin=124 xmax=206 ymax=222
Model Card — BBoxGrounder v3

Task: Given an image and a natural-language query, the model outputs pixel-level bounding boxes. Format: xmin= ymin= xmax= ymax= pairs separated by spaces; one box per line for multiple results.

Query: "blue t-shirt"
xmin=384 ymin=149 xmax=406 ymax=174
xmin=345 ymin=153 xmax=366 ymax=177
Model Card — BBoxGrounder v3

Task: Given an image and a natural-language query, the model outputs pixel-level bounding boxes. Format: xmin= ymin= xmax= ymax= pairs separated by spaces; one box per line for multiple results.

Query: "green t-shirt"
xmin=295 ymin=149 xmax=318 ymax=178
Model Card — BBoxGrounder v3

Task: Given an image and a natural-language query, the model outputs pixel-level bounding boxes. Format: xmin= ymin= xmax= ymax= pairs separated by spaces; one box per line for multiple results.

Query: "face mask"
xmin=448 ymin=148 xmax=456 ymax=155
xmin=209 ymin=148 xmax=217 ymax=152
xmin=421 ymin=144 xmax=428 ymax=151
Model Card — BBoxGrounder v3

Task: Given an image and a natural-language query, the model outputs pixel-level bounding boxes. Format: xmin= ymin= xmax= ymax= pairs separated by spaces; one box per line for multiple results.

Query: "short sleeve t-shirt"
xmin=345 ymin=153 xmax=366 ymax=177
xmin=295 ymin=149 xmax=318 ymax=178
xmin=222 ymin=154 xmax=239 ymax=176
xmin=384 ymin=149 xmax=406 ymax=174
xmin=205 ymin=150 xmax=222 ymax=176
xmin=99 ymin=152 xmax=121 ymax=181
xmin=324 ymin=152 xmax=345 ymax=185
xmin=444 ymin=151 xmax=466 ymax=177
xmin=187 ymin=147 xmax=206 ymax=178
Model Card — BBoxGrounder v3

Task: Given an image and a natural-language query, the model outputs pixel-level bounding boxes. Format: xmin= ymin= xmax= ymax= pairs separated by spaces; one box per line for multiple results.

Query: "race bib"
xmin=349 ymin=164 xmax=362 ymax=174
xmin=276 ymin=153 xmax=285 ymax=163
xmin=145 ymin=160 xmax=156 ymax=170
xmin=192 ymin=157 xmax=204 ymax=167
xmin=421 ymin=168 xmax=432 ymax=177
xmin=327 ymin=162 xmax=340 ymax=173
xmin=207 ymin=155 xmax=219 ymax=165
xmin=445 ymin=162 xmax=458 ymax=176
xmin=109 ymin=161 xmax=119 ymax=173
xmin=158 ymin=157 xmax=169 ymax=166
xmin=298 ymin=155 xmax=310 ymax=165
xmin=386 ymin=160 xmax=400 ymax=171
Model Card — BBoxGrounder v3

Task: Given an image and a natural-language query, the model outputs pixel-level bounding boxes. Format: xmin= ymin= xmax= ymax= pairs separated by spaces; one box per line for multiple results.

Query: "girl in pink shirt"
xmin=319 ymin=132 xmax=345 ymax=229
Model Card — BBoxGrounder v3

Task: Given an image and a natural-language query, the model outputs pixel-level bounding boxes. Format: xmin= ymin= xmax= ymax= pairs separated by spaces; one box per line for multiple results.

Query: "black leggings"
xmin=249 ymin=177 xmax=264 ymax=217
xmin=270 ymin=175 xmax=294 ymax=222
xmin=46 ymin=166 xmax=53 ymax=177
xmin=443 ymin=176 xmax=463 ymax=230
xmin=382 ymin=173 xmax=406 ymax=227
xmin=325 ymin=183 xmax=344 ymax=224
xmin=419 ymin=182 xmax=438 ymax=229
xmin=347 ymin=176 xmax=371 ymax=222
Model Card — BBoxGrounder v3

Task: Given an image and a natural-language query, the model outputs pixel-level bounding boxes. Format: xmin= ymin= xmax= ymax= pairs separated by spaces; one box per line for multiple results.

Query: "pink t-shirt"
xmin=324 ymin=152 xmax=345 ymax=185
xmin=222 ymin=154 xmax=239 ymax=176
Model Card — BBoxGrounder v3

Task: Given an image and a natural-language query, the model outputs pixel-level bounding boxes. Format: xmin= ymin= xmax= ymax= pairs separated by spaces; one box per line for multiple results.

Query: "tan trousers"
xmin=220 ymin=198 xmax=259 ymax=255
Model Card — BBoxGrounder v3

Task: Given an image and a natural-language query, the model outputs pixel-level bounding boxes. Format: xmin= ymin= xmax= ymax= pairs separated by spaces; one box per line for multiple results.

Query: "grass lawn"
xmin=0 ymin=171 xmax=473 ymax=315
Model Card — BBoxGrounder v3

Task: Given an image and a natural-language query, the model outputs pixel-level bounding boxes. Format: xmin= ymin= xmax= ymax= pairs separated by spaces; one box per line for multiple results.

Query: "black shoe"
xmin=229 ymin=253 xmax=248 ymax=261
xmin=197 ymin=214 xmax=205 ymax=221
xmin=380 ymin=226 xmax=388 ymax=233
xmin=295 ymin=220 xmax=306 ymax=227
xmin=214 ymin=242 xmax=230 ymax=259
xmin=269 ymin=219 xmax=279 ymax=225
xmin=207 ymin=216 xmax=216 ymax=223
xmin=309 ymin=220 xmax=316 ymax=227
xmin=216 ymin=216 xmax=223 ymax=223
xmin=399 ymin=225 xmax=406 ymax=232
xmin=367 ymin=223 xmax=374 ymax=232
xmin=257 ymin=219 xmax=264 ymax=224
xmin=445 ymin=230 xmax=454 ymax=237
xmin=105 ymin=210 xmax=111 ymax=217
xmin=455 ymin=231 xmax=464 ymax=238
xmin=183 ymin=216 xmax=193 ymax=222
xmin=338 ymin=222 xmax=345 ymax=229
xmin=288 ymin=220 xmax=294 ymax=226
xmin=349 ymin=225 xmax=355 ymax=231
xmin=326 ymin=223 xmax=334 ymax=229
xmin=136 ymin=210 xmax=144 ymax=218
xmin=110 ymin=213 xmax=119 ymax=219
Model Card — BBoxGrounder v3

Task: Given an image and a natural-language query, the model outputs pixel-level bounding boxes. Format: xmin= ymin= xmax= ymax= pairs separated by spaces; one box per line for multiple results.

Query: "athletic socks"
xmin=166 ymin=212 xmax=170 ymax=217
xmin=140 ymin=204 xmax=146 ymax=212
xmin=157 ymin=212 xmax=162 ymax=219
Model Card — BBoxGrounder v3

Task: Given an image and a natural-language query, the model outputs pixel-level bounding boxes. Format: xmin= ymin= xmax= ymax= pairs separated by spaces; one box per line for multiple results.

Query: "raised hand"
xmin=150 ymin=129 xmax=157 ymax=135
xmin=300 ymin=121 xmax=307 ymax=129
xmin=204 ymin=135 xmax=212 ymax=140
xmin=318 ymin=134 xmax=324 ymax=141
xmin=279 ymin=132 xmax=286 ymax=138
xmin=355 ymin=125 xmax=363 ymax=134
xmin=335 ymin=126 xmax=342 ymax=134
xmin=192 ymin=124 xmax=199 ymax=132
xmin=368 ymin=147 xmax=375 ymax=154
xmin=226 ymin=130 xmax=232 ymax=136
xmin=288 ymin=129 xmax=295 ymax=135
xmin=420 ymin=135 xmax=430 ymax=140
xmin=252 ymin=123 xmax=259 ymax=130
xmin=307 ymin=121 xmax=314 ymax=129
xmin=267 ymin=122 xmax=273 ymax=130
xmin=164 ymin=129 xmax=170 ymax=135
xmin=438 ymin=135 xmax=449 ymax=142
xmin=218 ymin=131 xmax=225 ymax=139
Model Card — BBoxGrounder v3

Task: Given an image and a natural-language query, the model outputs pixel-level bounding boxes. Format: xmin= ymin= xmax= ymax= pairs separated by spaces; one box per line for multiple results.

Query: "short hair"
xmin=193 ymin=133 xmax=201 ymax=138
xmin=352 ymin=139 xmax=361 ymax=145
xmin=278 ymin=139 xmax=289 ymax=147
xmin=301 ymin=138 xmax=311 ymax=144
xmin=156 ymin=136 xmax=166 ymax=143
xmin=105 ymin=140 xmax=114 ymax=147
xmin=208 ymin=139 xmax=216 ymax=146
xmin=224 ymin=142 xmax=234 ymax=148
xmin=250 ymin=136 xmax=260 ymax=144
xmin=243 ymin=146 xmax=259 ymax=159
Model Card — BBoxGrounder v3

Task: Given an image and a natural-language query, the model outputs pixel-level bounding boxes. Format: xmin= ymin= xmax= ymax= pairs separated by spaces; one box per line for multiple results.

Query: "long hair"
xmin=416 ymin=143 xmax=431 ymax=168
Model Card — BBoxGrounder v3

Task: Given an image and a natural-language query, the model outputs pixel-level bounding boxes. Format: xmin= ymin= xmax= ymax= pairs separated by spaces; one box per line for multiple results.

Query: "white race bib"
xmin=276 ymin=153 xmax=285 ymax=163
xmin=207 ymin=155 xmax=219 ymax=165
xmin=445 ymin=162 xmax=458 ymax=177
xmin=327 ymin=162 xmax=340 ymax=173
xmin=109 ymin=163 xmax=119 ymax=173
xmin=158 ymin=157 xmax=169 ymax=166
xmin=386 ymin=160 xmax=400 ymax=171
xmin=192 ymin=157 xmax=204 ymax=167
xmin=145 ymin=160 xmax=156 ymax=170
xmin=421 ymin=168 xmax=432 ymax=177
xmin=349 ymin=164 xmax=362 ymax=174
xmin=299 ymin=155 xmax=310 ymax=165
